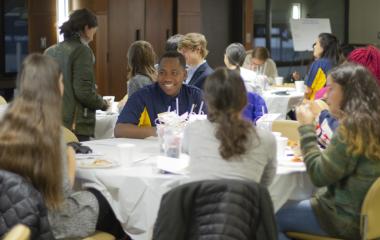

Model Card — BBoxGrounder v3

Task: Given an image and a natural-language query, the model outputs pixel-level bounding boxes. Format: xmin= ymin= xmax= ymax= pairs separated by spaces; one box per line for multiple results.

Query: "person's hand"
xmin=101 ymin=99 xmax=111 ymax=111
xmin=296 ymin=103 xmax=315 ymax=125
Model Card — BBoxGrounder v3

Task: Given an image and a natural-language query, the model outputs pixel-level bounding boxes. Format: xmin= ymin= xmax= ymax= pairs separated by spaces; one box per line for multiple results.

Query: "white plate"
xmin=277 ymin=156 xmax=305 ymax=168
xmin=78 ymin=159 xmax=118 ymax=169
xmin=76 ymin=153 xmax=104 ymax=160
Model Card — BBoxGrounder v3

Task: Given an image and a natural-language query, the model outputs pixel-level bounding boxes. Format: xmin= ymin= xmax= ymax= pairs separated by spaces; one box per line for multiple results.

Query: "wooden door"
xmin=145 ymin=0 xmax=173 ymax=58
xmin=108 ymin=0 xmax=145 ymax=100
xmin=28 ymin=0 xmax=57 ymax=52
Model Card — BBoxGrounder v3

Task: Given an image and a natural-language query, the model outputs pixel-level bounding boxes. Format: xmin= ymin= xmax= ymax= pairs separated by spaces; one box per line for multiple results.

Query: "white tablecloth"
xmin=262 ymin=88 xmax=304 ymax=119
xmin=76 ymin=138 xmax=313 ymax=240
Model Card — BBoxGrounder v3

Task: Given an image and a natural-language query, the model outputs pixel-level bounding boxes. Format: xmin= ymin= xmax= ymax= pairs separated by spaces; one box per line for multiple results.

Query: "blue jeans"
xmin=276 ymin=200 xmax=328 ymax=240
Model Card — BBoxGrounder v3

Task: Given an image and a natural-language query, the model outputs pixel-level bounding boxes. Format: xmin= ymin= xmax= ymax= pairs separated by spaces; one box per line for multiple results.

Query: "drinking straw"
xmin=189 ymin=104 xmax=195 ymax=115
xmin=198 ymin=101 xmax=204 ymax=114
xmin=167 ymin=105 xmax=171 ymax=112
xmin=176 ymin=98 xmax=179 ymax=115
xmin=262 ymin=106 xmax=265 ymax=115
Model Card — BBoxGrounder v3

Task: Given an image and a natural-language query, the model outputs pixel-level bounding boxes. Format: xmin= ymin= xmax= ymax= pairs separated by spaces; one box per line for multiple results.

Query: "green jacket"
xmin=299 ymin=124 xmax=380 ymax=239
xmin=45 ymin=35 xmax=107 ymax=137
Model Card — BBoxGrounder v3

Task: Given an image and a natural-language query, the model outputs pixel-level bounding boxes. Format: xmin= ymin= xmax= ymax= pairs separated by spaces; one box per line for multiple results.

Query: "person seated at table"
xmin=224 ymin=42 xmax=268 ymax=122
xmin=310 ymin=45 xmax=380 ymax=149
xmin=0 ymin=54 xmax=128 ymax=239
xmin=165 ymin=34 xmax=184 ymax=52
xmin=276 ymin=63 xmax=380 ymax=240
xmin=115 ymin=51 xmax=206 ymax=139
xmin=178 ymin=32 xmax=214 ymax=90
xmin=243 ymin=47 xmax=278 ymax=84
xmin=182 ymin=68 xmax=276 ymax=187
xmin=118 ymin=40 xmax=158 ymax=112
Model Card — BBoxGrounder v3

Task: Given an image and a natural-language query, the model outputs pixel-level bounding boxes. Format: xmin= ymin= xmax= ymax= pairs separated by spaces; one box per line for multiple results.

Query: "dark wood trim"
xmin=344 ymin=0 xmax=349 ymax=44
xmin=265 ymin=0 xmax=272 ymax=49
xmin=243 ymin=0 xmax=253 ymax=49
xmin=0 ymin=0 xmax=4 ymax=76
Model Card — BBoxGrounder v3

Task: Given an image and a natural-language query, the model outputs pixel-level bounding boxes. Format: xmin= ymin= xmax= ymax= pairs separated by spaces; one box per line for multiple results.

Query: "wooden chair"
xmin=286 ymin=177 xmax=380 ymax=240
xmin=272 ymin=120 xmax=300 ymax=141
xmin=82 ymin=231 xmax=116 ymax=240
xmin=0 ymin=95 xmax=7 ymax=105
xmin=3 ymin=224 xmax=31 ymax=240
xmin=62 ymin=126 xmax=79 ymax=143
xmin=65 ymin=231 xmax=115 ymax=240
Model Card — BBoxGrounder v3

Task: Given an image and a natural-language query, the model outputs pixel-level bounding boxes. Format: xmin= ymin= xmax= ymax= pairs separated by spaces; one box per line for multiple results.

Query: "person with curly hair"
xmin=276 ymin=63 xmax=380 ymax=239
xmin=182 ymin=68 xmax=276 ymax=187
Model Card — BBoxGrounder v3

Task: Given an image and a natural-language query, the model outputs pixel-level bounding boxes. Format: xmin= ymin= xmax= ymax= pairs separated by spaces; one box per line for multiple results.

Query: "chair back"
xmin=62 ymin=126 xmax=79 ymax=143
xmin=153 ymin=179 xmax=277 ymax=240
xmin=0 ymin=170 xmax=54 ymax=239
xmin=3 ymin=224 xmax=31 ymax=240
xmin=361 ymin=177 xmax=380 ymax=240
xmin=272 ymin=120 xmax=300 ymax=141
xmin=0 ymin=95 xmax=6 ymax=105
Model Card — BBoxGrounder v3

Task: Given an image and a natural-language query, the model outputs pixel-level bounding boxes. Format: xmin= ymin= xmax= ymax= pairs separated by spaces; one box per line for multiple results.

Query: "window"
xmin=253 ymin=0 xmax=347 ymax=77
xmin=57 ymin=0 xmax=69 ymax=42
xmin=2 ymin=0 xmax=28 ymax=74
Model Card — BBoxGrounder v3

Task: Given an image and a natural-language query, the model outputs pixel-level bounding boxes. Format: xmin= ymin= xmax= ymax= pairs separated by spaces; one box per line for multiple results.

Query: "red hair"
xmin=348 ymin=45 xmax=380 ymax=85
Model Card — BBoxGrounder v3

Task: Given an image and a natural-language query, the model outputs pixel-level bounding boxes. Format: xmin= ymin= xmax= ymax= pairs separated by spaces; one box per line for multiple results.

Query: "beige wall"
xmin=349 ymin=0 xmax=380 ymax=46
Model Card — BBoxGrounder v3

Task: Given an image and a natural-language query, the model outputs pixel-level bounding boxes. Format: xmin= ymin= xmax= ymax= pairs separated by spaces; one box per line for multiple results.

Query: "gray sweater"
xmin=182 ymin=120 xmax=277 ymax=187
xmin=127 ymin=74 xmax=153 ymax=97
xmin=48 ymin=138 xmax=99 ymax=239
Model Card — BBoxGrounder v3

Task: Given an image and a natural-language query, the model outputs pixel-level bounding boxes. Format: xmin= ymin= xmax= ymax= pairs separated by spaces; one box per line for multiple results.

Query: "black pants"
xmin=87 ymin=188 xmax=129 ymax=239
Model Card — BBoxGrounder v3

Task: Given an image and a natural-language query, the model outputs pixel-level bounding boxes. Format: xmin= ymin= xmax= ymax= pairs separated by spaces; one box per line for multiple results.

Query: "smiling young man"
xmin=114 ymin=51 xmax=206 ymax=139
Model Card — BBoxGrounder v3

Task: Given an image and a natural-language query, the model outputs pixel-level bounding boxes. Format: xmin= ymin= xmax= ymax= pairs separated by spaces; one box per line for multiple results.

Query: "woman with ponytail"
xmin=224 ymin=43 xmax=268 ymax=123
xmin=182 ymin=68 xmax=277 ymax=186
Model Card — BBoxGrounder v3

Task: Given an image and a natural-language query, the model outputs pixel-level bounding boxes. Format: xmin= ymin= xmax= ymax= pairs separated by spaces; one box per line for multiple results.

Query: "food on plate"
xmin=291 ymin=155 xmax=303 ymax=162
xmin=287 ymin=140 xmax=299 ymax=148
xmin=92 ymin=159 xmax=112 ymax=165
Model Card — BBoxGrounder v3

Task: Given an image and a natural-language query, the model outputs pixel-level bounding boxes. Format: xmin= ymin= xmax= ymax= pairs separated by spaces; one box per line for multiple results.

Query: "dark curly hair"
xmin=59 ymin=8 xmax=98 ymax=39
xmin=204 ymin=68 xmax=257 ymax=160
xmin=330 ymin=63 xmax=380 ymax=160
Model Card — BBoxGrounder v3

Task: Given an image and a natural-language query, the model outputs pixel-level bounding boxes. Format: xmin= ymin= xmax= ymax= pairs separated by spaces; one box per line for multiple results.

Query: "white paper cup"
xmin=276 ymin=136 xmax=288 ymax=159
xmin=295 ymin=81 xmax=305 ymax=93
xmin=275 ymin=76 xmax=284 ymax=85
xmin=117 ymin=143 xmax=135 ymax=166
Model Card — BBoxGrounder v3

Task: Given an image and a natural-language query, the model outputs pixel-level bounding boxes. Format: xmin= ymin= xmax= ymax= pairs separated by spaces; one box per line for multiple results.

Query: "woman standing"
xmin=45 ymin=8 xmax=109 ymax=141
xmin=277 ymin=63 xmax=380 ymax=239
xmin=304 ymin=33 xmax=342 ymax=100
xmin=0 ymin=54 xmax=127 ymax=239
xmin=182 ymin=68 xmax=276 ymax=186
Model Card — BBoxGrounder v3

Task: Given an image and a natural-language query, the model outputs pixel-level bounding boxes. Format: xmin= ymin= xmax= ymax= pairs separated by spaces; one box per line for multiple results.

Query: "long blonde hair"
xmin=0 ymin=54 xmax=63 ymax=209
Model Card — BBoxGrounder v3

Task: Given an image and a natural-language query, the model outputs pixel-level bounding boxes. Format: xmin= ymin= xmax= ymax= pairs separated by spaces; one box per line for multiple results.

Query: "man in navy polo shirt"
xmin=114 ymin=51 xmax=206 ymax=139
